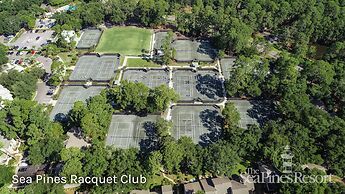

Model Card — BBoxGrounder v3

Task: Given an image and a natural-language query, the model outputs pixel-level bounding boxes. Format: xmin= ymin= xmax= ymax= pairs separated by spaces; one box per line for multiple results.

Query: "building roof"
xmin=211 ymin=177 xmax=232 ymax=194
xmin=184 ymin=181 xmax=203 ymax=194
xmin=0 ymin=135 xmax=11 ymax=148
xmin=199 ymin=179 xmax=216 ymax=194
xmin=230 ymin=180 xmax=249 ymax=194
xmin=65 ymin=132 xmax=89 ymax=148
xmin=161 ymin=185 xmax=173 ymax=194
xmin=240 ymin=174 xmax=255 ymax=191
xmin=130 ymin=190 xmax=151 ymax=194
xmin=0 ymin=85 xmax=13 ymax=101
xmin=211 ymin=177 xmax=231 ymax=186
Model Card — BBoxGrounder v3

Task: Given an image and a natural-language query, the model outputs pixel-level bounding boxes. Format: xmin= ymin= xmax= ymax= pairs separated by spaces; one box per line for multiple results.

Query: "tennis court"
xmin=171 ymin=105 xmax=223 ymax=145
xmin=172 ymin=40 xmax=216 ymax=62
xmin=69 ymin=54 xmax=120 ymax=81
xmin=172 ymin=70 xmax=224 ymax=102
xmin=106 ymin=115 xmax=160 ymax=148
xmin=228 ymin=100 xmax=259 ymax=129
xmin=76 ymin=29 xmax=102 ymax=49
xmin=122 ymin=69 xmax=169 ymax=88
xmin=154 ymin=32 xmax=168 ymax=49
xmin=220 ymin=58 xmax=236 ymax=79
xmin=50 ymin=86 xmax=105 ymax=121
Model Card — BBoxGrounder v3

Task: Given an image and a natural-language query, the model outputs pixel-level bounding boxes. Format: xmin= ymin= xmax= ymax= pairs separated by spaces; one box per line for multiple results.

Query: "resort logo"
xmin=272 ymin=145 xmax=301 ymax=174
xmin=241 ymin=145 xmax=331 ymax=184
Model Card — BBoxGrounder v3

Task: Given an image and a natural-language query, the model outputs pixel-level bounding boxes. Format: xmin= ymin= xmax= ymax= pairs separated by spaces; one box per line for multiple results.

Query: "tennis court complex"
xmin=171 ymin=105 xmax=223 ymax=145
xmin=106 ymin=115 xmax=160 ymax=148
xmin=122 ymin=69 xmax=169 ymax=88
xmin=69 ymin=54 xmax=120 ymax=81
xmin=172 ymin=70 xmax=224 ymax=102
xmin=228 ymin=100 xmax=259 ymax=129
xmin=50 ymin=86 xmax=105 ymax=121
xmin=172 ymin=40 xmax=216 ymax=62
xmin=76 ymin=29 xmax=102 ymax=49
xmin=220 ymin=58 xmax=235 ymax=79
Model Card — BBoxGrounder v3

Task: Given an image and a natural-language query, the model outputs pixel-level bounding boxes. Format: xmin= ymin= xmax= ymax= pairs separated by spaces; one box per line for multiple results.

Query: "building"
xmin=0 ymin=85 xmax=13 ymax=101
xmin=130 ymin=185 xmax=172 ymax=194
xmin=0 ymin=135 xmax=20 ymax=165
xmin=0 ymin=84 xmax=13 ymax=109
xmin=183 ymin=177 xmax=255 ymax=194
xmin=161 ymin=185 xmax=173 ymax=194
xmin=13 ymin=164 xmax=48 ymax=188
xmin=61 ymin=30 xmax=77 ymax=43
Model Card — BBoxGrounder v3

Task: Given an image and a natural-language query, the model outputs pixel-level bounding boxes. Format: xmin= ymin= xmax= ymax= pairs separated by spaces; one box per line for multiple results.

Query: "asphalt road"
xmin=35 ymin=81 xmax=52 ymax=104
xmin=36 ymin=56 xmax=52 ymax=73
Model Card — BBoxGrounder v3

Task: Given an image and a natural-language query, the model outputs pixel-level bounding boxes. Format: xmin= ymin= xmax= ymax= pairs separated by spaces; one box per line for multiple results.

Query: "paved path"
xmin=150 ymin=33 xmax=155 ymax=58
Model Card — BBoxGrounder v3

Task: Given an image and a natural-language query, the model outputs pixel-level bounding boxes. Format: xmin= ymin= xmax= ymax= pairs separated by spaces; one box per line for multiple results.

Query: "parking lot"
xmin=8 ymin=30 xmax=55 ymax=49
xmin=35 ymin=19 xmax=56 ymax=29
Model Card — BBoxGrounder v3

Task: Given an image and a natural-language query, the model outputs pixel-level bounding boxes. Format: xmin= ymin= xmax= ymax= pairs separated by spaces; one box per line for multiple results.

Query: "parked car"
xmin=47 ymin=90 xmax=54 ymax=95
xmin=43 ymin=73 xmax=51 ymax=82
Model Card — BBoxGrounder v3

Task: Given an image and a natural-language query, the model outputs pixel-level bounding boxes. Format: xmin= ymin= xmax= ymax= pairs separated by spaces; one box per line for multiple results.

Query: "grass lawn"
xmin=126 ymin=58 xmax=161 ymax=67
xmin=96 ymin=27 xmax=152 ymax=55
xmin=58 ymin=51 xmax=78 ymax=66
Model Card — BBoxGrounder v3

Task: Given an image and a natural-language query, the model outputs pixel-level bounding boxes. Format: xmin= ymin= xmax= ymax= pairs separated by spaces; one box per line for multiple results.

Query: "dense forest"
xmin=0 ymin=0 xmax=344 ymax=193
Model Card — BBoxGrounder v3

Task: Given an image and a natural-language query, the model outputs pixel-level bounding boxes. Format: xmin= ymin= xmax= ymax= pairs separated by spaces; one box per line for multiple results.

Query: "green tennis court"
xmin=96 ymin=27 xmax=153 ymax=55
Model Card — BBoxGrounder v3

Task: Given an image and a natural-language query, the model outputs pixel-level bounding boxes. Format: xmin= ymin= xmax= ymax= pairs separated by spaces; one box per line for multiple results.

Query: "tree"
xmin=83 ymin=143 xmax=109 ymax=177
xmin=68 ymin=101 xmax=88 ymax=127
xmin=0 ymin=43 xmax=8 ymax=67
xmin=161 ymin=138 xmax=183 ymax=173
xmin=108 ymin=81 xmax=149 ymax=112
xmin=23 ymin=182 xmax=64 ymax=194
xmin=104 ymin=0 xmax=136 ymax=25
xmin=79 ymin=94 xmax=113 ymax=140
xmin=215 ymin=17 xmax=253 ymax=53
xmin=302 ymin=60 xmax=335 ymax=99
xmin=60 ymin=148 xmax=84 ymax=178
xmin=264 ymin=53 xmax=301 ymax=99
xmin=0 ymin=99 xmax=65 ymax=164
xmin=106 ymin=148 xmax=146 ymax=193
xmin=155 ymin=118 xmax=172 ymax=140
xmin=280 ymin=169 xmax=344 ymax=194
xmin=0 ymin=68 xmax=44 ymax=100
xmin=178 ymin=137 xmax=203 ymax=175
xmin=204 ymin=141 xmax=240 ymax=176
xmin=0 ymin=165 xmax=14 ymax=187
xmin=226 ymin=55 xmax=269 ymax=97
xmin=148 ymin=84 xmax=179 ymax=113
xmin=80 ymin=2 xmax=105 ymax=27
xmin=107 ymin=82 xmax=178 ymax=114
xmin=146 ymin=151 xmax=163 ymax=175
xmin=222 ymin=102 xmax=240 ymax=131
xmin=161 ymin=31 xmax=174 ymax=65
